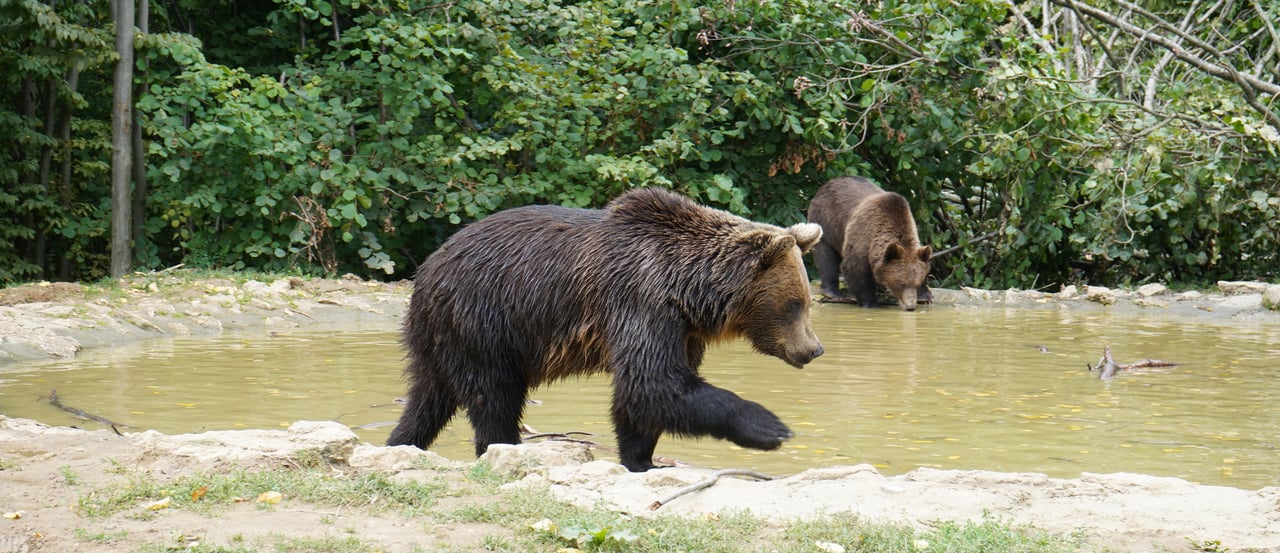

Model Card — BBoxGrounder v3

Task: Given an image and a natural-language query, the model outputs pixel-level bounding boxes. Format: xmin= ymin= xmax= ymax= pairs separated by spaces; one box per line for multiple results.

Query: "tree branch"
xmin=1050 ymin=0 xmax=1280 ymax=133
xmin=835 ymin=5 xmax=930 ymax=62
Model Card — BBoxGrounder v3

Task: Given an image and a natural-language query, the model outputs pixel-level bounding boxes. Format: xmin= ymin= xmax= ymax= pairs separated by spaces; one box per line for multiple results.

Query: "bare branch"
xmin=1250 ymin=0 xmax=1280 ymax=78
xmin=835 ymin=5 xmax=930 ymax=61
xmin=1006 ymin=0 xmax=1065 ymax=73
xmin=1050 ymin=0 xmax=1280 ymax=133
xmin=1143 ymin=1 xmax=1200 ymax=110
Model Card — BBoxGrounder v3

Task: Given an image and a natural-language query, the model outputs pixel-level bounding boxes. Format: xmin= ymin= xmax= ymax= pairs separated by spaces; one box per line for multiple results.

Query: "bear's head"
xmin=875 ymin=243 xmax=932 ymax=311
xmin=728 ymin=223 xmax=825 ymax=368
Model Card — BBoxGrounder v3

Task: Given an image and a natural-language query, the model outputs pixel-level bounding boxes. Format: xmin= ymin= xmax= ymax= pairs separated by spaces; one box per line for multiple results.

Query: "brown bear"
xmin=807 ymin=176 xmax=933 ymax=310
xmin=387 ymin=188 xmax=825 ymax=472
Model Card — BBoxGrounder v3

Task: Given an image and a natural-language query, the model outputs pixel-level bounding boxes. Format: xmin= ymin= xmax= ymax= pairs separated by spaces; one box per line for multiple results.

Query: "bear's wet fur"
xmin=807 ymin=176 xmax=933 ymax=310
xmin=387 ymin=188 xmax=824 ymax=472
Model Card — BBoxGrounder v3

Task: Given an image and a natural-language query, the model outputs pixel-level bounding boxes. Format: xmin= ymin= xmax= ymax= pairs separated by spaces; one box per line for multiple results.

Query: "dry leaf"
xmin=191 ymin=486 xmax=208 ymax=502
xmin=145 ymin=497 xmax=172 ymax=510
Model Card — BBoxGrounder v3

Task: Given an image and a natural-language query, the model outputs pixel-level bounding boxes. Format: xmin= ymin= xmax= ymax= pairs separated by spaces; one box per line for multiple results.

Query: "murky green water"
xmin=3 ymin=303 xmax=1277 ymax=489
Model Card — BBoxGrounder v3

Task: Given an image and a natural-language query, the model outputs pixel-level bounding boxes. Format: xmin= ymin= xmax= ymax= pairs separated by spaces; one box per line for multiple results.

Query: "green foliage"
xmin=2 ymin=0 xmax=1277 ymax=287
xmin=531 ymin=517 xmax=639 ymax=551
xmin=0 ymin=0 xmax=114 ymax=283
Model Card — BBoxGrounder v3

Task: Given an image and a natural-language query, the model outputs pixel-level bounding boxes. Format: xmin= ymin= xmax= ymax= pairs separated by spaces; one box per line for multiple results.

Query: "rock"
xmin=1133 ymin=298 xmax=1168 ymax=308
xmin=36 ymin=305 xmax=76 ymax=316
xmin=1136 ymin=283 xmax=1169 ymax=297
xmin=962 ymin=287 xmax=993 ymax=300
xmin=242 ymin=280 xmax=274 ymax=296
xmin=1264 ymin=286 xmax=1280 ymax=311
xmin=347 ymin=444 xmax=454 ymax=472
xmin=545 ymin=460 xmax=629 ymax=486
xmin=270 ymin=278 xmax=297 ymax=293
xmin=1214 ymin=294 xmax=1262 ymax=311
xmin=135 ymin=420 xmax=358 ymax=467
xmin=1058 ymin=285 xmax=1078 ymax=299
xmin=1175 ymin=290 xmax=1204 ymax=301
xmin=1003 ymin=289 xmax=1047 ymax=303
xmin=1217 ymin=281 xmax=1270 ymax=295
xmin=480 ymin=441 xmax=594 ymax=478
xmin=1085 ymin=286 xmax=1116 ymax=305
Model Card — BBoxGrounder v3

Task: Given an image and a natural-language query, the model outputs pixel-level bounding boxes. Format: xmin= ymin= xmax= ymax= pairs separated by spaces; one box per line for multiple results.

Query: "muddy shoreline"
xmin=3 ymin=274 xmax=1278 ymax=366
xmin=2 ymin=273 xmax=1280 ymax=552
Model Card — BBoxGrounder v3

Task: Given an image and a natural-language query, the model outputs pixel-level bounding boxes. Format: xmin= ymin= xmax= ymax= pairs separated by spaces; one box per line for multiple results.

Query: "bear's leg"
xmin=463 ymin=374 xmax=529 ymax=458
xmin=387 ymin=367 xmax=459 ymax=449
xmin=612 ymin=412 xmax=660 ymax=472
xmin=812 ymin=242 xmax=846 ymax=300
xmin=612 ymin=377 xmax=792 ymax=472
xmin=679 ymin=384 xmax=793 ymax=450
xmin=843 ymin=260 xmax=880 ymax=307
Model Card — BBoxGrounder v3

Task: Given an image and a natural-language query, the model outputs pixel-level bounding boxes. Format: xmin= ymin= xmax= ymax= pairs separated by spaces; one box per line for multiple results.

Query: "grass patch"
xmin=75 ymin=457 xmax=1081 ymax=553
xmin=78 ymin=465 xmax=448 ymax=519
xmin=73 ymin=527 xmax=129 ymax=542
xmin=439 ymin=480 xmax=1080 ymax=553
xmin=59 ymin=465 xmax=80 ymax=485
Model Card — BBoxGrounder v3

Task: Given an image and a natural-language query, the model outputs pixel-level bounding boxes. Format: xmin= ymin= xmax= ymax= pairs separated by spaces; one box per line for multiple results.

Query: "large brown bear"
xmin=807 ymin=176 xmax=933 ymax=310
xmin=387 ymin=188 xmax=825 ymax=472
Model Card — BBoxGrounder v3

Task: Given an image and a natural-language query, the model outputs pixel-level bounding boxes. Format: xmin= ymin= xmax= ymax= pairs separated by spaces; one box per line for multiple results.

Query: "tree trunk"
xmin=57 ymin=67 xmax=81 ymax=280
xmin=35 ymin=76 xmax=58 ymax=278
xmin=110 ymin=0 xmax=135 ymax=277
xmin=130 ymin=0 xmax=149 ymax=261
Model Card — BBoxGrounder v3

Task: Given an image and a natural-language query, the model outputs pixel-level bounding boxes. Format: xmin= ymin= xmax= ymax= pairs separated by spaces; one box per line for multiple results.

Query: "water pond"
xmin=2 ymin=301 xmax=1277 ymax=489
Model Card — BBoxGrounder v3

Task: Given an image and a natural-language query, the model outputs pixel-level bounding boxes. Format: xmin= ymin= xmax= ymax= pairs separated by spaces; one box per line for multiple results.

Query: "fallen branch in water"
xmin=1089 ymin=346 xmax=1181 ymax=379
xmin=46 ymin=389 xmax=127 ymax=435
xmin=648 ymin=469 xmax=776 ymax=511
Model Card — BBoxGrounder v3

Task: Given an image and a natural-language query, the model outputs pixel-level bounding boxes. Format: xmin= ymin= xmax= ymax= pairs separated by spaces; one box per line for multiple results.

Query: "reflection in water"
xmin=2 ymin=304 xmax=1277 ymax=489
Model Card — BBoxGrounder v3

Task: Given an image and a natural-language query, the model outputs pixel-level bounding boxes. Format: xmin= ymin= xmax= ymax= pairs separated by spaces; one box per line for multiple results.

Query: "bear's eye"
xmin=786 ymin=299 xmax=804 ymax=315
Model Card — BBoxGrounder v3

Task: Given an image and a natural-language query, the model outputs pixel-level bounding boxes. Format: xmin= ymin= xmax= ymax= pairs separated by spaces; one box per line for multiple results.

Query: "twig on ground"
xmin=648 ymin=469 xmax=776 ymax=511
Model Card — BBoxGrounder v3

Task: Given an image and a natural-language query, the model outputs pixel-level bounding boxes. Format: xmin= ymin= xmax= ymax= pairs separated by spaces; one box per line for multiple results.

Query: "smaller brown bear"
xmin=807 ymin=176 xmax=933 ymax=310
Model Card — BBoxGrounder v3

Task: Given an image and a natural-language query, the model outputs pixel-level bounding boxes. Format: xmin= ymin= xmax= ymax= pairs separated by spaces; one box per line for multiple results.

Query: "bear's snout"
xmin=806 ymin=343 xmax=825 ymax=362
xmin=787 ymin=341 xmax=824 ymax=368
xmin=898 ymin=287 xmax=919 ymax=311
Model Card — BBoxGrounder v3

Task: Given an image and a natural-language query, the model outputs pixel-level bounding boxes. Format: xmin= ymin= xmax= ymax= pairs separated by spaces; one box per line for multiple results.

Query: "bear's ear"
xmin=917 ymin=245 xmax=932 ymax=263
xmin=761 ymin=232 xmax=798 ymax=265
xmin=786 ymin=223 xmax=823 ymax=254
xmin=883 ymin=243 xmax=905 ymax=263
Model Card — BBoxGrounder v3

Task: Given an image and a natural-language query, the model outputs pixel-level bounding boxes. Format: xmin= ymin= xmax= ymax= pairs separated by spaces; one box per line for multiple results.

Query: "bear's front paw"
xmin=728 ymin=402 xmax=793 ymax=451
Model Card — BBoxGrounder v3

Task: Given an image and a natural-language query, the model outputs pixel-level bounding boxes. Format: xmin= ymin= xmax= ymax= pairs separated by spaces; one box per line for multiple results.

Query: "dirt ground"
xmin=2 ymin=274 xmax=1279 ymax=553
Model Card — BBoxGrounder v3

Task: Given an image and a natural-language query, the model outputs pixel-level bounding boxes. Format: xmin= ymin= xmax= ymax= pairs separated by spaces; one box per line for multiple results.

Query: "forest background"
xmin=3 ymin=0 xmax=1279 ymax=290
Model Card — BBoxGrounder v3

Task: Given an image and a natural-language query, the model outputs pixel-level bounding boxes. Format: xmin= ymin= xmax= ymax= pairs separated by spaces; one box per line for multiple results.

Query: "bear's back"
xmin=809 ymin=176 xmax=887 ymax=248
xmin=849 ymin=191 xmax=919 ymax=250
